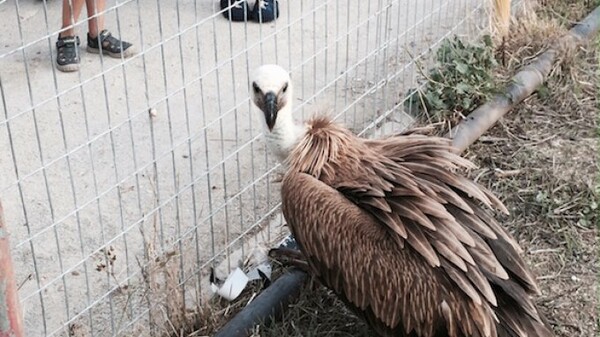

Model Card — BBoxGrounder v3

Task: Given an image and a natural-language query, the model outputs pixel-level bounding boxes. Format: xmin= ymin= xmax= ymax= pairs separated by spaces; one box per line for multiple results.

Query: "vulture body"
xmin=250 ymin=64 xmax=554 ymax=337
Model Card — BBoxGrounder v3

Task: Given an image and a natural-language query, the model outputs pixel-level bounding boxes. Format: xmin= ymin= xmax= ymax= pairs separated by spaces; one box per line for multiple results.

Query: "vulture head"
xmin=250 ymin=64 xmax=293 ymax=132
xmin=251 ymin=64 xmax=305 ymax=161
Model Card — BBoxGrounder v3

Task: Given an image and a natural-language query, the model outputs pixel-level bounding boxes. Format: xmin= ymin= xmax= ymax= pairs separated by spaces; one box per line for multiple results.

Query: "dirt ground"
xmin=196 ymin=1 xmax=599 ymax=336
xmin=467 ymin=2 xmax=599 ymax=334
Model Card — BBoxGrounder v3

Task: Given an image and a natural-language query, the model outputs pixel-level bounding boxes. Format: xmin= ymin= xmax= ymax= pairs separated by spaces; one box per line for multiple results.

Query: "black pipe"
xmin=213 ymin=235 xmax=308 ymax=337
xmin=213 ymin=263 xmax=308 ymax=337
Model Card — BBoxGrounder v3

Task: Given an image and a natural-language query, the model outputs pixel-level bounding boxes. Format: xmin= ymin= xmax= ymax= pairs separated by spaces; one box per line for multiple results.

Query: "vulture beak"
xmin=263 ymin=91 xmax=278 ymax=131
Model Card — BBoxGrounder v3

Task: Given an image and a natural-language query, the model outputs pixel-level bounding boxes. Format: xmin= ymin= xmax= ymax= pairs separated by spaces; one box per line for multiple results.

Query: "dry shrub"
xmin=497 ymin=2 xmax=564 ymax=73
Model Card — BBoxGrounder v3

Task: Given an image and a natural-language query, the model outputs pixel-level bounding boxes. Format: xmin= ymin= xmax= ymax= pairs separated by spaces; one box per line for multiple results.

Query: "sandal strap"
xmin=56 ymin=35 xmax=80 ymax=48
xmin=88 ymin=29 xmax=131 ymax=53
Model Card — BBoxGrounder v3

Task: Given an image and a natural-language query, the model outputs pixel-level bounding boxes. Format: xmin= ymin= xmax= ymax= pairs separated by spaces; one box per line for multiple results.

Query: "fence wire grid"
xmin=0 ymin=0 xmax=490 ymax=335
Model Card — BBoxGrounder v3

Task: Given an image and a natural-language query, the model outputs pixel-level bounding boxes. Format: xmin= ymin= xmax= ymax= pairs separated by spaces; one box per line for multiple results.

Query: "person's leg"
xmin=60 ymin=0 xmax=86 ymax=38
xmin=85 ymin=0 xmax=105 ymax=38
xmin=85 ymin=0 xmax=134 ymax=59
xmin=57 ymin=0 xmax=85 ymax=72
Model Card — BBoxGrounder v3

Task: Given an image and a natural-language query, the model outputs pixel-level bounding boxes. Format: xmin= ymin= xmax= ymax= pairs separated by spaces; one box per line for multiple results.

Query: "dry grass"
xmin=460 ymin=4 xmax=600 ymax=331
xmin=249 ymin=279 xmax=372 ymax=337
xmin=461 ymin=32 xmax=599 ymax=336
xmin=178 ymin=1 xmax=599 ymax=336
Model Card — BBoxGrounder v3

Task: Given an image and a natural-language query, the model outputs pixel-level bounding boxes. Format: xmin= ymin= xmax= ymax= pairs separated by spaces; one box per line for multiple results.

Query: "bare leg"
xmin=84 ymin=0 xmax=134 ymax=58
xmin=86 ymin=0 xmax=106 ymax=38
xmin=60 ymin=0 xmax=86 ymax=37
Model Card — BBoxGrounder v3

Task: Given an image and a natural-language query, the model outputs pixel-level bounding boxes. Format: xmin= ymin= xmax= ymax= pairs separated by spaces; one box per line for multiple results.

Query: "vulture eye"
xmin=282 ymin=82 xmax=288 ymax=93
xmin=252 ymin=82 xmax=260 ymax=94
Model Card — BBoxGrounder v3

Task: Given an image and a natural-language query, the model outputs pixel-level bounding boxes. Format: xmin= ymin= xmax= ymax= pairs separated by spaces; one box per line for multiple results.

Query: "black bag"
xmin=220 ymin=0 xmax=279 ymax=23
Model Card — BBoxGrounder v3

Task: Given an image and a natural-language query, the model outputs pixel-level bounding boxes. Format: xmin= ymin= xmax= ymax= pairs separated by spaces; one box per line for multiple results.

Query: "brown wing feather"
xmin=282 ymin=172 xmax=485 ymax=337
xmin=284 ymin=116 xmax=554 ymax=337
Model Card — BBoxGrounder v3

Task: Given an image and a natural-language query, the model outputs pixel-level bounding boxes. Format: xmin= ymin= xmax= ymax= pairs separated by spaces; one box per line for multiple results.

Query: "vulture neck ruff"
xmin=286 ymin=116 xmax=357 ymax=179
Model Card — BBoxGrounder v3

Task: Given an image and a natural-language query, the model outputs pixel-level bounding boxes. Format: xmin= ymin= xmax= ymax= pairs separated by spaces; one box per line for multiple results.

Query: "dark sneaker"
xmin=56 ymin=35 xmax=80 ymax=72
xmin=87 ymin=29 xmax=134 ymax=59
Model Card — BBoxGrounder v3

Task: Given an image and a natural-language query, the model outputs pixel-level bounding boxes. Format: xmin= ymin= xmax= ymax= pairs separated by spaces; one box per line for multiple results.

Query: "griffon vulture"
xmin=250 ymin=64 xmax=554 ymax=337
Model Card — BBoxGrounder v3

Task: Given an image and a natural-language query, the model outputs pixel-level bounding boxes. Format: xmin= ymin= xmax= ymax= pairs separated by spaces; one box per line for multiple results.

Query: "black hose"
xmin=213 ymin=235 xmax=308 ymax=337
xmin=213 ymin=265 xmax=308 ymax=337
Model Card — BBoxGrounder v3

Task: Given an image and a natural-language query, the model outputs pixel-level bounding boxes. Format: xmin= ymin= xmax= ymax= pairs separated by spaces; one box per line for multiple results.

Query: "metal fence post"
xmin=0 ymin=201 xmax=23 ymax=337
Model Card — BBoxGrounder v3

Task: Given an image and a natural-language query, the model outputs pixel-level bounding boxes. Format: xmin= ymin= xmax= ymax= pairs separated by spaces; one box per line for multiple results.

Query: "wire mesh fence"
xmin=0 ymin=0 xmax=490 ymax=335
